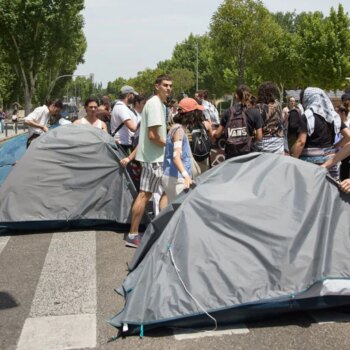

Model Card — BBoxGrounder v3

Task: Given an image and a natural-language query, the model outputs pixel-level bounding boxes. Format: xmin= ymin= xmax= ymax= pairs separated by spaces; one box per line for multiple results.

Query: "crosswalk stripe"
xmin=17 ymin=314 xmax=96 ymax=350
xmin=0 ymin=236 xmax=10 ymax=255
xmin=174 ymin=323 xmax=250 ymax=340
xmin=16 ymin=231 xmax=97 ymax=350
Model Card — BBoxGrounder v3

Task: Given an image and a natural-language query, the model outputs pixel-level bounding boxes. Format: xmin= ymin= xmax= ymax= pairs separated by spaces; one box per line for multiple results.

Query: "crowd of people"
xmin=21 ymin=74 xmax=350 ymax=247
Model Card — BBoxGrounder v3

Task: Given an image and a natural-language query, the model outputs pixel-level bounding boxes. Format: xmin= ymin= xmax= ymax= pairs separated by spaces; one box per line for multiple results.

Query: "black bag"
xmin=288 ymin=108 xmax=301 ymax=132
xmin=224 ymin=106 xmax=252 ymax=158
xmin=190 ymin=122 xmax=211 ymax=162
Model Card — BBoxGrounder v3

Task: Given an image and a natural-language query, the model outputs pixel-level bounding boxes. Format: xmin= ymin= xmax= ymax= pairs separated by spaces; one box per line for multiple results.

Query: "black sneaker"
xmin=125 ymin=234 xmax=141 ymax=248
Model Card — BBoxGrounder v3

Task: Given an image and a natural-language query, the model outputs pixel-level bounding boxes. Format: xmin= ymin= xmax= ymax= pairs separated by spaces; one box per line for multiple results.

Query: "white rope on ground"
xmin=168 ymin=246 xmax=218 ymax=331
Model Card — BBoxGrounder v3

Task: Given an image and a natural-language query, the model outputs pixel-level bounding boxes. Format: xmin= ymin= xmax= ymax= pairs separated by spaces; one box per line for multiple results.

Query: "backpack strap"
xmin=111 ymin=101 xmax=134 ymax=137
xmin=111 ymin=122 xmax=124 ymax=137
xmin=170 ymin=124 xmax=185 ymax=141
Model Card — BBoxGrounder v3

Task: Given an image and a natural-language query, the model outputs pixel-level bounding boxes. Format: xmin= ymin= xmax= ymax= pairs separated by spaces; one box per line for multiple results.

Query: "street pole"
xmin=195 ymin=43 xmax=199 ymax=91
xmin=46 ymin=74 xmax=92 ymax=100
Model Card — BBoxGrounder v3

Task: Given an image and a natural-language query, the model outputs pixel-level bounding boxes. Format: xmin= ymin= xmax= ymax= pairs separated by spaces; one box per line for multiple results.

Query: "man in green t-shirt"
xmin=126 ymin=74 xmax=173 ymax=248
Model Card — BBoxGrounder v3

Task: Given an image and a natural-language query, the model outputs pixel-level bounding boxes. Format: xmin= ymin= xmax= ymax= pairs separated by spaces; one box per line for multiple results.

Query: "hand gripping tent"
xmin=0 ymin=125 xmax=148 ymax=232
xmin=110 ymin=153 xmax=350 ymax=336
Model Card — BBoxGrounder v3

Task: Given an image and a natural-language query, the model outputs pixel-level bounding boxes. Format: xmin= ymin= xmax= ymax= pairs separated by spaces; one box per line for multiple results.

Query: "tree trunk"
xmin=23 ymin=74 xmax=37 ymax=115
xmin=277 ymin=82 xmax=284 ymax=105
xmin=23 ymin=85 xmax=33 ymax=116
xmin=237 ymin=45 xmax=245 ymax=86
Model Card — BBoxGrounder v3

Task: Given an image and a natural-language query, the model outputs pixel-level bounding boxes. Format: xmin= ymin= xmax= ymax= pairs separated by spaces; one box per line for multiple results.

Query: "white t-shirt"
xmin=58 ymin=118 xmax=72 ymax=126
xmin=111 ymin=101 xmax=138 ymax=145
xmin=133 ymin=110 xmax=142 ymax=140
xmin=24 ymin=105 xmax=50 ymax=137
xmin=80 ymin=117 xmax=103 ymax=129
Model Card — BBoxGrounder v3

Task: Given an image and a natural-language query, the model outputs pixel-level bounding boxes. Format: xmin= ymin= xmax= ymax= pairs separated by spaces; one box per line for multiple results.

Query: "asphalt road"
xmin=1 ymin=230 xmax=350 ymax=350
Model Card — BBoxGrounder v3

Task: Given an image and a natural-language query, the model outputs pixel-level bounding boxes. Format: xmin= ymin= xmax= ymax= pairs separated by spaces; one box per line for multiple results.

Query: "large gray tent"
xmin=110 ymin=153 xmax=350 ymax=336
xmin=0 ymin=125 xmax=147 ymax=232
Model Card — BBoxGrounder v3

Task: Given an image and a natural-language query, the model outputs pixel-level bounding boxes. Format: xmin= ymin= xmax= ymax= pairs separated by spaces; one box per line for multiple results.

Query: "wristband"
xmin=181 ymin=170 xmax=189 ymax=178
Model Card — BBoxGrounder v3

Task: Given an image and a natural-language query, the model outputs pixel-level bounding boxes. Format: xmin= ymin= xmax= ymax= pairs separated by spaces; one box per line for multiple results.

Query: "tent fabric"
xmin=0 ymin=133 xmax=27 ymax=185
xmin=109 ymin=153 xmax=350 ymax=335
xmin=0 ymin=125 xmax=148 ymax=232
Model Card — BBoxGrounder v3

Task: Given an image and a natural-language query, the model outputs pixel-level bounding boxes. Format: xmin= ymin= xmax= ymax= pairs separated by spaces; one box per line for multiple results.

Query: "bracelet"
xmin=181 ymin=170 xmax=189 ymax=178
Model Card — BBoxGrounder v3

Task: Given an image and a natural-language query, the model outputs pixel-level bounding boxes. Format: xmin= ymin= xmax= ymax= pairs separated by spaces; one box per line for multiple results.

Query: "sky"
xmin=74 ymin=1 xmax=350 ymax=87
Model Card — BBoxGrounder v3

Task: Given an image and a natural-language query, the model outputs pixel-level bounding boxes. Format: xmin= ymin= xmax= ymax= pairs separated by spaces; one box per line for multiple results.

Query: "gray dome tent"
xmin=110 ymin=153 xmax=350 ymax=336
xmin=0 ymin=125 xmax=148 ymax=232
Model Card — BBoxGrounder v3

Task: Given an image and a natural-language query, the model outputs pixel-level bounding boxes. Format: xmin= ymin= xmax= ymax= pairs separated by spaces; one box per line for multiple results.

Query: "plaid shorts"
xmin=140 ymin=162 xmax=164 ymax=193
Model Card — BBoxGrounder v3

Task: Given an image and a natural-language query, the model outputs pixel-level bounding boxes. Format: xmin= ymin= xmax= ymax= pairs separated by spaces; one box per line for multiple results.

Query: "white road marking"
xmin=0 ymin=236 xmax=10 ymax=255
xmin=309 ymin=309 xmax=350 ymax=324
xmin=17 ymin=314 xmax=96 ymax=350
xmin=174 ymin=324 xmax=249 ymax=340
xmin=16 ymin=231 xmax=97 ymax=350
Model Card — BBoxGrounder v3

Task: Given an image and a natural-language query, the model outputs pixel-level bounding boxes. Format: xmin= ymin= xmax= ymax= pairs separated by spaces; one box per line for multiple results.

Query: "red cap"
xmin=178 ymin=98 xmax=205 ymax=113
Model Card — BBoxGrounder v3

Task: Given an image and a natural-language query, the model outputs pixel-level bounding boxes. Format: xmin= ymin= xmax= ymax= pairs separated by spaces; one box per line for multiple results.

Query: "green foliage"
xmin=296 ymin=5 xmax=350 ymax=90
xmin=127 ymin=68 xmax=164 ymax=96
xmin=254 ymin=24 xmax=302 ymax=99
xmin=157 ymin=34 xmax=215 ymax=96
xmin=64 ymin=76 xmax=96 ymax=104
xmin=210 ymin=0 xmax=280 ymax=88
xmin=106 ymin=77 xmax=128 ymax=99
xmin=0 ymin=0 xmax=86 ymax=113
xmin=0 ymin=49 xmax=16 ymax=107
xmin=168 ymin=68 xmax=195 ymax=99
xmin=272 ymin=11 xmax=300 ymax=33
xmin=3 ymin=0 xmax=349 ymax=108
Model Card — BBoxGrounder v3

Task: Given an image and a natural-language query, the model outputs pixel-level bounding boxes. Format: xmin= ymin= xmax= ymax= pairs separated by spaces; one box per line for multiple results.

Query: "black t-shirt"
xmin=220 ymin=104 xmax=263 ymax=136
xmin=298 ymin=113 xmax=347 ymax=148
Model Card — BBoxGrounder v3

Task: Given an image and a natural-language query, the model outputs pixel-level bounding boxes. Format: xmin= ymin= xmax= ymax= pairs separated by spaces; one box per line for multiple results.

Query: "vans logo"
xmin=227 ymin=127 xmax=248 ymax=138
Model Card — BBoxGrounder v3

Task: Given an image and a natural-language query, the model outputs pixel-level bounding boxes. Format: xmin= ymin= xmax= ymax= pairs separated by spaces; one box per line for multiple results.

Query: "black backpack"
xmin=224 ymin=105 xmax=252 ymax=158
xmin=190 ymin=122 xmax=211 ymax=162
xmin=287 ymin=107 xmax=301 ymax=132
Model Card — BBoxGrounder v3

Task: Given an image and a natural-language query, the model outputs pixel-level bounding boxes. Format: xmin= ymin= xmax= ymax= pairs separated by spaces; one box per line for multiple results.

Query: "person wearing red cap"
xmin=162 ymin=97 xmax=204 ymax=202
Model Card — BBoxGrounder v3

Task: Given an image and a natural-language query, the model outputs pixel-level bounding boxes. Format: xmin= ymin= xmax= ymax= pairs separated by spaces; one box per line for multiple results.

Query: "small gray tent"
xmin=0 ymin=125 xmax=148 ymax=232
xmin=110 ymin=153 xmax=350 ymax=336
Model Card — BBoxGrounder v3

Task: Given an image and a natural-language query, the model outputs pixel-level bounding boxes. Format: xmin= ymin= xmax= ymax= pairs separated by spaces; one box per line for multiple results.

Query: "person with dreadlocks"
xmin=291 ymin=87 xmax=350 ymax=179
xmin=255 ymin=81 xmax=285 ymax=154
xmin=162 ymin=97 xmax=204 ymax=202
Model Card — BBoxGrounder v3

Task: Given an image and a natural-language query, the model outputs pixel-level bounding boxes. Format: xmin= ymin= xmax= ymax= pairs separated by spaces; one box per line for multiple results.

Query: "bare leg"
xmin=159 ymin=193 xmax=168 ymax=211
xmin=130 ymin=191 xmax=152 ymax=233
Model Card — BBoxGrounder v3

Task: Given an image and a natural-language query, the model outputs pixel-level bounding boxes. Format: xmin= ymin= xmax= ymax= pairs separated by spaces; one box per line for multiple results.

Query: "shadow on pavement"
xmin=0 ymin=291 xmax=19 ymax=310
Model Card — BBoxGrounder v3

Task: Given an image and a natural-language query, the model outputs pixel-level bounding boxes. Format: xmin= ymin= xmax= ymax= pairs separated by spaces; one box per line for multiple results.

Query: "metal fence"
xmin=2 ymin=121 xmax=28 ymax=137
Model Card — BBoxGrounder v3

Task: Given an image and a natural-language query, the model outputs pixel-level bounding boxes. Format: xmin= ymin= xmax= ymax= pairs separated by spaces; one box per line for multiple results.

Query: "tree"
xmin=322 ymin=5 xmax=350 ymax=90
xmin=0 ymin=49 xmax=16 ymax=108
xmin=128 ymin=68 xmax=164 ymax=96
xmin=295 ymin=5 xmax=350 ymax=90
xmin=0 ymin=0 xmax=86 ymax=114
xmin=106 ymin=77 xmax=128 ymax=99
xmin=254 ymin=28 xmax=302 ymax=100
xmin=272 ymin=11 xmax=300 ymax=33
xmin=159 ymin=34 xmax=216 ymax=96
xmin=209 ymin=0 xmax=281 ymax=89
xmin=169 ymin=68 xmax=195 ymax=99
xmin=68 ymin=76 xmax=95 ymax=103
